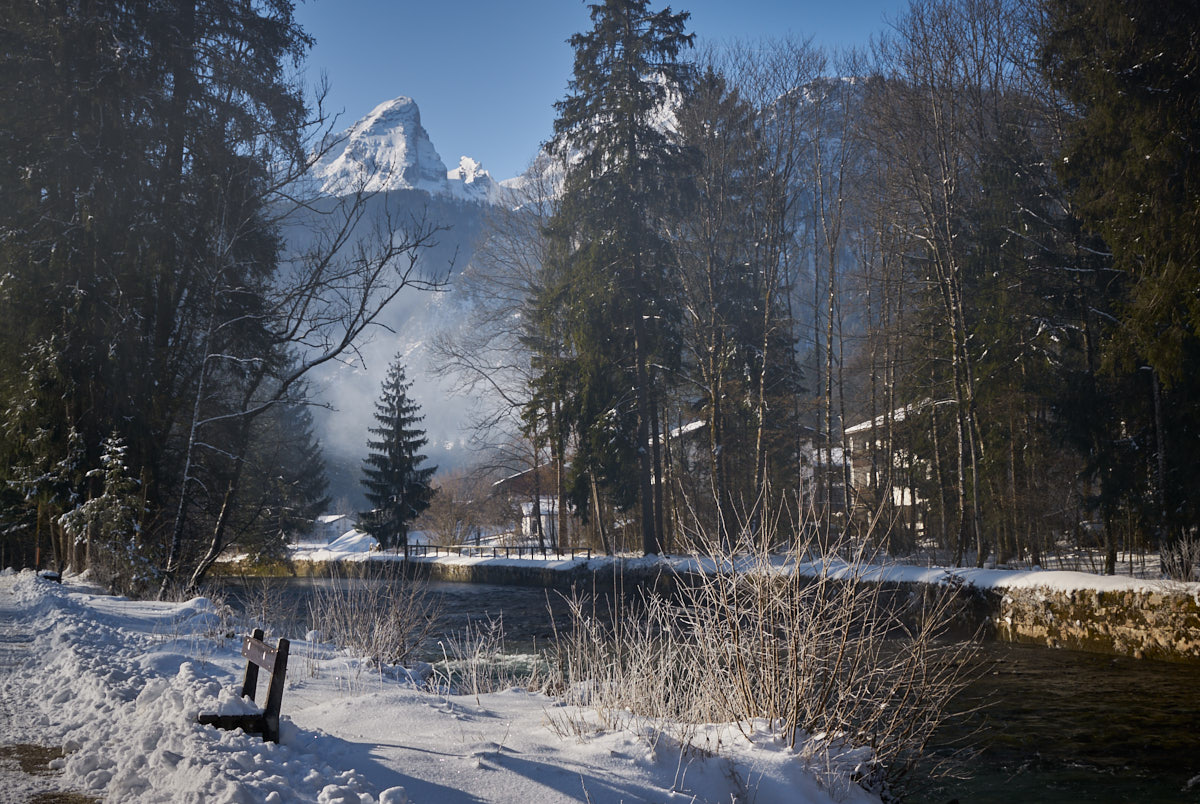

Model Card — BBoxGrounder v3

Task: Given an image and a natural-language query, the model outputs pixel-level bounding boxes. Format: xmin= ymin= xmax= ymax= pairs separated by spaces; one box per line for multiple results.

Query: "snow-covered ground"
xmin=289 ymin=529 xmax=382 ymax=564
xmin=0 ymin=569 xmax=880 ymax=803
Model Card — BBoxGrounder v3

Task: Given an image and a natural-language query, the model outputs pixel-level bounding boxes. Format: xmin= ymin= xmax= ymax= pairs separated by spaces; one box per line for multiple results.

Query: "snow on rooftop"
xmin=291 ymin=528 xmax=379 ymax=562
xmin=844 ymin=399 xmax=957 ymax=436
xmin=671 ymin=419 xmax=706 ymax=438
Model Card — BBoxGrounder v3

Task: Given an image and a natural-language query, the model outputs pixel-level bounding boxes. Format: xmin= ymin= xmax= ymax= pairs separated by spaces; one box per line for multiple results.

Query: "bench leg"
xmin=261 ymin=638 xmax=289 ymax=743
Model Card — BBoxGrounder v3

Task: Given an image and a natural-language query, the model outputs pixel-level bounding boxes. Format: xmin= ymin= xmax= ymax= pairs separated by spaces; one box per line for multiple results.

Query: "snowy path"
xmin=0 ymin=578 xmax=78 ymax=803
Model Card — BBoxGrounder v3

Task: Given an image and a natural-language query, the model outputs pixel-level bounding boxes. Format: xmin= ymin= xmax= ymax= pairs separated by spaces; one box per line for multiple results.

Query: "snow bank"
xmin=291 ymin=530 xmax=380 ymax=563
xmin=0 ymin=571 xmax=382 ymax=803
xmin=862 ymin=562 xmax=1200 ymax=595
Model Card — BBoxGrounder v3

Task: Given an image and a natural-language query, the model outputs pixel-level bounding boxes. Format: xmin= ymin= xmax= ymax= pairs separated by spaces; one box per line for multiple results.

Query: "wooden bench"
xmin=198 ymin=628 xmax=290 ymax=742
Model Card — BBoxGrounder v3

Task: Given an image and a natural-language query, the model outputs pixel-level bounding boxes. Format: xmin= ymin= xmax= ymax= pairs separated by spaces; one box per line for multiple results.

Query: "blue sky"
xmin=294 ymin=0 xmax=908 ymax=181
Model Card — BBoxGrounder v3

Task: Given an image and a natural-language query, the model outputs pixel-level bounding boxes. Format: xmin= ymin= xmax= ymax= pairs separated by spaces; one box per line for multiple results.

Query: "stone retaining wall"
xmin=987 ymin=585 xmax=1200 ymax=662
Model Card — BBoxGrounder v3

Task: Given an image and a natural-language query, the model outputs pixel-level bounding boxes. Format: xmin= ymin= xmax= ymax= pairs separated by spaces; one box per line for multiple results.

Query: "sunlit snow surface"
xmin=290 ymin=529 xmax=380 ymax=563
xmin=0 ymin=569 xmax=880 ymax=803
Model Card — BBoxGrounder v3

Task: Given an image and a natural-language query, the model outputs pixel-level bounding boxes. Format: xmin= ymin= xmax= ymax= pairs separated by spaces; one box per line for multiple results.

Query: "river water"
xmin=219 ymin=576 xmax=1200 ymax=803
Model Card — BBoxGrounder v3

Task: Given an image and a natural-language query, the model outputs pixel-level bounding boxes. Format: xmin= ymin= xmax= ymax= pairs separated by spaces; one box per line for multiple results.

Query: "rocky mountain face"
xmin=312 ymin=96 xmax=500 ymax=203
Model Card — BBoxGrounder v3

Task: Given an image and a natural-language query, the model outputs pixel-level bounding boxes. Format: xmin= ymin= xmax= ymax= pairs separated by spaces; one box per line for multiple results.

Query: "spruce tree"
xmin=540 ymin=0 xmax=693 ymax=555
xmin=1041 ymin=0 xmax=1200 ymax=383
xmin=1041 ymin=0 xmax=1200 ymax=547
xmin=58 ymin=434 xmax=152 ymax=595
xmin=360 ymin=359 xmax=436 ymax=556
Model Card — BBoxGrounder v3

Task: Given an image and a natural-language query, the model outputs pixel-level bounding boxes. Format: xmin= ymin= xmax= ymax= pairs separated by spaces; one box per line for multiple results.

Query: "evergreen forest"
xmin=2 ymin=0 xmax=1199 ymax=594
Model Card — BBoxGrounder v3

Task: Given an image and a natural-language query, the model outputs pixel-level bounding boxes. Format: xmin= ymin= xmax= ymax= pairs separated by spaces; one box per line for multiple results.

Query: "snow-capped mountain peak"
xmin=446 ymin=155 xmax=499 ymax=203
xmin=313 ymin=96 xmax=498 ymax=203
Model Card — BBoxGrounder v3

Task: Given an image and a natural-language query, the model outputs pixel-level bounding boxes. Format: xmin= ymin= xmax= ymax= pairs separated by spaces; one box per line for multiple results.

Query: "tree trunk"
xmin=649 ymin=380 xmax=665 ymax=554
xmin=590 ymin=473 xmax=611 ymax=555
xmin=633 ymin=315 xmax=658 ymax=555
xmin=554 ymin=402 xmax=568 ymax=550
xmin=187 ymin=473 xmax=240 ymax=593
xmin=531 ymin=446 xmax=546 ymax=553
xmin=1151 ymin=368 xmax=1168 ymax=561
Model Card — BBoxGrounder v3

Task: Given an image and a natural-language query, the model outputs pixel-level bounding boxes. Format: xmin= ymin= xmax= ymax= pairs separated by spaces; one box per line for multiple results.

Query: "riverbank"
xmin=0 ymin=569 xmax=882 ymax=803
xmin=259 ymin=543 xmax=1200 ymax=663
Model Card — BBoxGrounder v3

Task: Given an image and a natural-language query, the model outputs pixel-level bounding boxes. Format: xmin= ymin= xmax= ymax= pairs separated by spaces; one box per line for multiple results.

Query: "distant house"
xmin=843 ymin=399 xmax=956 ymax=525
xmin=516 ymin=497 xmax=560 ymax=542
xmin=314 ymin=514 xmax=356 ymax=543
xmin=671 ymin=418 xmax=850 ymax=512
xmin=492 ymin=465 xmax=563 ymax=544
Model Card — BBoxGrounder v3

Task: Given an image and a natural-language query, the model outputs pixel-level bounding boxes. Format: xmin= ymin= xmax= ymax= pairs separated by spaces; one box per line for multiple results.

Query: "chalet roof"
xmin=844 ymin=399 xmax=956 ymax=436
xmin=491 ymin=464 xmax=560 ymax=495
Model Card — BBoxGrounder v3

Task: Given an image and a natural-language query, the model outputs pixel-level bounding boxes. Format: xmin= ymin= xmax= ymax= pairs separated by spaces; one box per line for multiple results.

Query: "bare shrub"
xmin=430 ymin=616 xmax=545 ymax=702
xmin=227 ymin=577 xmax=300 ymax=641
xmin=1163 ymin=534 xmax=1200 ymax=582
xmin=415 ymin=469 xmax=509 ymax=546
xmin=307 ymin=569 xmax=441 ymax=667
xmin=545 ymin=521 xmax=977 ymax=791
xmin=545 ymin=590 xmax=710 ymax=752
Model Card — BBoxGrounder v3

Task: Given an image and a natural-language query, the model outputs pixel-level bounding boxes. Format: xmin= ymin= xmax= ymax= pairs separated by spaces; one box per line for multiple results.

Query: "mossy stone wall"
xmin=988 ymin=586 xmax=1200 ymax=662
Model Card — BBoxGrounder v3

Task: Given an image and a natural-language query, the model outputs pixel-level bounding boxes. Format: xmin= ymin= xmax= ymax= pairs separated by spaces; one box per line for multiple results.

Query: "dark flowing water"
xmin=220 ymin=576 xmax=1200 ymax=803
xmin=911 ymin=642 xmax=1200 ymax=804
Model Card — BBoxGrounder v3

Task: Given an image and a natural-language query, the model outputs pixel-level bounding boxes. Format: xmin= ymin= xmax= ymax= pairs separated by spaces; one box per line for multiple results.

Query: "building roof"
xmin=844 ymin=399 xmax=956 ymax=436
xmin=492 ymin=464 xmax=560 ymax=495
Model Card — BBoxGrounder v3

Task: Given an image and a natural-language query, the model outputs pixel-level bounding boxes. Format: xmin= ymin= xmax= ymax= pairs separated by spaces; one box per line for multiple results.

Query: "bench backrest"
xmin=239 ymin=627 xmax=290 ymax=727
xmin=242 ymin=634 xmax=281 ymax=672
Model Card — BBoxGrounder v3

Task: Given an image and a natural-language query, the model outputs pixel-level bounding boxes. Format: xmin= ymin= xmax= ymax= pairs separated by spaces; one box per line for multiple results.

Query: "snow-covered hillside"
xmin=291 ymin=97 xmax=499 ymax=504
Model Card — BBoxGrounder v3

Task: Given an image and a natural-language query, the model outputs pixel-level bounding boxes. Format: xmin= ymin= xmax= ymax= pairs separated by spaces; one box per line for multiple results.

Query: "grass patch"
xmin=1 ymin=744 xmax=100 ymax=804
xmin=6 ymin=743 xmax=63 ymax=776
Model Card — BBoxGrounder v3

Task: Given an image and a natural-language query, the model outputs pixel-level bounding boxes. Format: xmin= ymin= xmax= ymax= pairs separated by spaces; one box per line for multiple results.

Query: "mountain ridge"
xmin=313 ymin=96 xmax=501 ymax=204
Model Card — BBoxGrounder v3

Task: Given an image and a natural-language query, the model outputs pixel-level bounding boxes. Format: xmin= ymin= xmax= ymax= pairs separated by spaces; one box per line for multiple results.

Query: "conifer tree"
xmin=1041 ymin=0 xmax=1200 ymax=385
xmin=360 ymin=359 xmax=436 ymax=557
xmin=58 ymin=434 xmax=153 ymax=595
xmin=540 ymin=0 xmax=694 ymax=555
xmin=1041 ymin=0 xmax=1200 ymax=548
